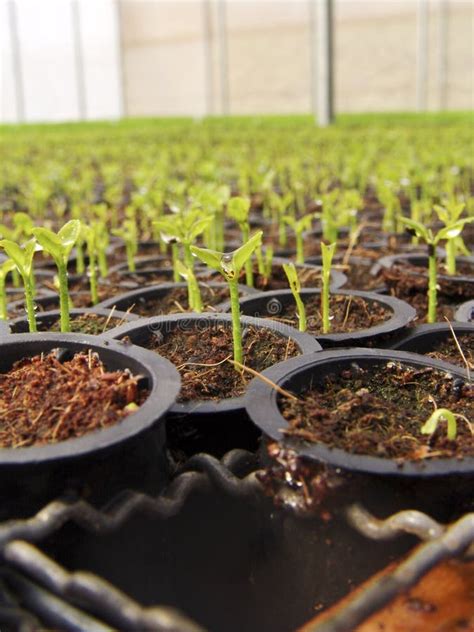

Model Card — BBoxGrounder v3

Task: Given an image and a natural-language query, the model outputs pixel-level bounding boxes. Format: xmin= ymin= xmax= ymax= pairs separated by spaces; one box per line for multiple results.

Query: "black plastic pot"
xmin=96 ymin=281 xmax=259 ymax=316
xmin=245 ymin=347 xmax=474 ymax=522
xmin=371 ymin=253 xmax=474 ymax=300
xmin=8 ymin=307 xmax=140 ymax=335
xmin=305 ymin=254 xmax=386 ymax=293
xmin=232 ymin=288 xmax=416 ymax=348
xmin=455 ymin=299 xmax=474 ymax=323
xmin=105 ymin=312 xmax=321 ymax=458
xmin=389 ymin=322 xmax=474 ymax=361
xmin=0 ymin=333 xmax=180 ymax=519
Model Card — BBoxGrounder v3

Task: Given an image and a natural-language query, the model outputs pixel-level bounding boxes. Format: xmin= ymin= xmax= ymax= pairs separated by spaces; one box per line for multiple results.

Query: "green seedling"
xmin=378 ymin=184 xmax=402 ymax=234
xmin=282 ymin=263 xmax=306 ymax=332
xmin=175 ymin=260 xmax=202 ymax=313
xmin=420 ymin=407 xmax=472 ymax=442
xmin=154 ymin=209 xmax=212 ymax=273
xmin=434 ymin=201 xmax=472 ymax=275
xmin=112 ymin=219 xmax=138 ymax=273
xmin=321 ymin=241 xmax=337 ymax=334
xmin=268 ymin=191 xmax=294 ymax=247
xmin=256 ymin=244 xmax=273 ymax=284
xmin=283 ymin=213 xmax=315 ymax=265
xmin=227 ymin=196 xmax=254 ymax=286
xmin=0 ymin=259 xmax=16 ymax=320
xmin=191 ymin=231 xmax=263 ymax=367
xmin=32 ymin=220 xmax=81 ymax=333
xmin=400 ymin=217 xmax=472 ymax=323
xmin=0 ymin=239 xmax=37 ymax=332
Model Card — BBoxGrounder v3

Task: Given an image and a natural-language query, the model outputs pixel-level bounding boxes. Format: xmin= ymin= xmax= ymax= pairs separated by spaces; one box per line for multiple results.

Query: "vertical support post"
xmin=202 ymin=0 xmax=213 ymax=116
xmin=8 ymin=0 xmax=25 ymax=122
xmin=216 ymin=0 xmax=229 ymax=115
xmin=416 ymin=0 xmax=429 ymax=111
xmin=316 ymin=0 xmax=334 ymax=127
xmin=437 ymin=0 xmax=448 ymax=110
xmin=71 ymin=0 xmax=86 ymax=120
xmin=309 ymin=0 xmax=317 ymax=115
xmin=114 ymin=0 xmax=126 ymax=118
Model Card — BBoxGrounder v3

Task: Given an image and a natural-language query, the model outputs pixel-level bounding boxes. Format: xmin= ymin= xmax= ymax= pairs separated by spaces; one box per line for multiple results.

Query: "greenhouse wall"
xmin=2 ymin=0 xmax=473 ymax=123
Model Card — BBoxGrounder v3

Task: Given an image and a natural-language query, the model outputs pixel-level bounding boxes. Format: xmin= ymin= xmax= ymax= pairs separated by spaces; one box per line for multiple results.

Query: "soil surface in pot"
xmin=136 ymin=323 xmax=299 ymax=401
xmin=422 ymin=334 xmax=474 ymax=370
xmin=128 ymin=285 xmax=244 ymax=317
xmin=17 ymin=313 xmax=127 ymax=335
xmin=0 ymin=351 xmax=148 ymax=448
xmin=340 ymin=263 xmax=384 ymax=291
xmin=382 ymin=263 xmax=474 ymax=322
xmin=280 ymin=361 xmax=473 ymax=460
xmin=269 ymin=294 xmax=390 ymax=335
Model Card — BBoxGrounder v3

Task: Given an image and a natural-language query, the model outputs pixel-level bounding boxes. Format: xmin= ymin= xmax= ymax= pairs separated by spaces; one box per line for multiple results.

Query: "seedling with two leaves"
xmin=191 ymin=231 xmax=263 ymax=367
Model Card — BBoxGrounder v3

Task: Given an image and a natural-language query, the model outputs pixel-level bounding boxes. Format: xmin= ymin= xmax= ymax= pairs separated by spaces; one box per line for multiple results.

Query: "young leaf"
xmin=58 ymin=219 xmax=81 ymax=257
xmin=31 ymin=227 xmax=63 ymax=262
xmin=0 ymin=239 xmax=36 ymax=277
xmin=227 ymin=197 xmax=251 ymax=225
xmin=190 ymin=245 xmax=223 ymax=271
xmin=434 ymin=218 xmax=474 ymax=245
xmin=282 ymin=262 xmax=301 ymax=293
xmin=232 ymin=231 xmax=262 ymax=273
xmin=399 ymin=217 xmax=431 ymax=243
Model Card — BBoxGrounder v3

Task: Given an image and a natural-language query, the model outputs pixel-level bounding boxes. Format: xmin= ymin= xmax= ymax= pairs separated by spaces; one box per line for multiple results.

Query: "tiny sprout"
xmin=0 ymin=259 xmax=16 ymax=320
xmin=283 ymin=213 xmax=315 ymax=265
xmin=321 ymin=241 xmax=337 ymax=334
xmin=400 ymin=216 xmax=472 ymax=323
xmin=434 ymin=201 xmax=473 ymax=275
xmin=0 ymin=239 xmax=37 ymax=332
xmin=227 ymin=196 xmax=254 ymax=286
xmin=175 ymin=260 xmax=203 ymax=313
xmin=421 ymin=408 xmax=461 ymax=441
xmin=282 ymin=263 xmax=306 ymax=332
xmin=32 ymin=220 xmax=81 ymax=333
xmin=191 ymin=231 xmax=263 ymax=367
xmin=112 ymin=219 xmax=138 ymax=273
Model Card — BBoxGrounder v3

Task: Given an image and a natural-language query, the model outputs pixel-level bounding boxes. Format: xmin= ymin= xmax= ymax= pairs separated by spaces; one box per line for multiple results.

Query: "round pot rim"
xmin=390 ymin=322 xmax=474 ymax=350
xmin=455 ymin=300 xmax=474 ymax=323
xmin=105 ymin=311 xmax=322 ymax=415
xmin=245 ymin=347 xmax=474 ymax=477
xmin=0 ymin=333 xmax=180 ymax=465
xmin=233 ymin=288 xmax=416 ymax=343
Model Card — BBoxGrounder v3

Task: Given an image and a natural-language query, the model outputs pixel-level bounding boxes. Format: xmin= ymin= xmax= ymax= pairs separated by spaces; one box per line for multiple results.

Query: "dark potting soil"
xmin=0 ymin=351 xmax=147 ymax=448
xmin=423 ymin=335 xmax=474 ymax=371
xmin=41 ymin=313 xmax=125 ymax=335
xmin=340 ymin=263 xmax=384 ymax=291
xmin=280 ymin=361 xmax=474 ymax=461
xmin=269 ymin=294 xmax=390 ymax=336
xmin=130 ymin=285 xmax=240 ymax=317
xmin=142 ymin=323 xmax=299 ymax=401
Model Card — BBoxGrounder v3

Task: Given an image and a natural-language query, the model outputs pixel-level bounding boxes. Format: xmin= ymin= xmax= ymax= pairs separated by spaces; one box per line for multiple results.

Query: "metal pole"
xmin=309 ymin=0 xmax=317 ymax=115
xmin=316 ymin=0 xmax=334 ymax=126
xmin=114 ymin=0 xmax=126 ymax=118
xmin=7 ymin=0 xmax=25 ymax=122
xmin=71 ymin=0 xmax=86 ymax=120
xmin=202 ymin=0 xmax=213 ymax=116
xmin=437 ymin=0 xmax=448 ymax=110
xmin=416 ymin=0 xmax=429 ymax=111
xmin=216 ymin=0 xmax=229 ymax=115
